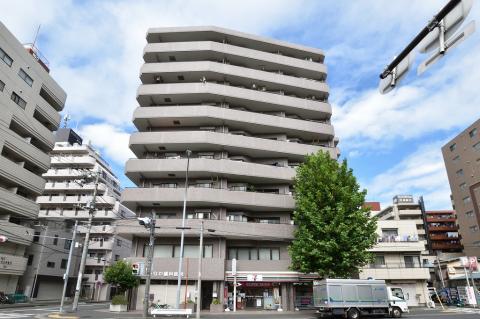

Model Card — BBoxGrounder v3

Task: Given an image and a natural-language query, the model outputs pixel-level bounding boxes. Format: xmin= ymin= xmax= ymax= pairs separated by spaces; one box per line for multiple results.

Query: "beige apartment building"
xmin=20 ymin=128 xmax=135 ymax=301
xmin=0 ymin=22 xmax=66 ymax=293
xmin=442 ymin=119 xmax=480 ymax=256
xmin=359 ymin=220 xmax=431 ymax=307
xmin=117 ymin=26 xmax=338 ymax=311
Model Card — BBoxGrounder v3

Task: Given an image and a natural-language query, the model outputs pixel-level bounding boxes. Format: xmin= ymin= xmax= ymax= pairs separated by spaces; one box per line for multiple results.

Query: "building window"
xmin=64 ymin=239 xmax=72 ymax=250
xmin=470 ymin=225 xmax=479 ymax=233
xmin=33 ymin=231 xmax=40 ymax=243
xmin=174 ymin=244 xmax=213 ymax=258
xmin=404 ymin=256 xmax=421 ymax=268
xmin=0 ymin=79 xmax=4 ymax=92
xmin=460 ymin=182 xmax=467 ymax=190
xmin=53 ymin=235 xmax=59 ymax=246
xmin=115 ymin=254 xmax=120 ymax=261
xmin=60 ymin=259 xmax=67 ymax=269
xmin=46 ymin=261 xmax=55 ymax=268
xmin=450 ymin=143 xmax=456 ymax=152
xmin=228 ymin=247 xmax=279 ymax=260
xmin=381 ymin=228 xmax=398 ymax=236
xmin=117 ymin=239 xmax=122 ymax=247
xmin=10 ymin=92 xmax=26 ymax=109
xmin=473 ymin=241 xmax=480 ymax=246
xmin=453 ymin=155 xmax=460 ymax=163
xmin=27 ymin=255 xmax=34 ymax=266
xmin=18 ymin=68 xmax=33 ymax=87
xmin=456 ymin=169 xmax=464 ymax=177
xmin=474 ymin=142 xmax=480 ymax=152
xmin=466 ymin=210 xmax=474 ymax=217
xmin=0 ymin=47 xmax=13 ymax=66
xmin=463 ymin=196 xmax=471 ymax=204
xmin=470 ymin=128 xmax=478 ymax=138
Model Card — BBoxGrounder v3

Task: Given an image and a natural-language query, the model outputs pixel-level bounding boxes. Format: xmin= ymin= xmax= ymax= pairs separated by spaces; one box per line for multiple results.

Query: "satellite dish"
xmin=379 ymin=52 xmax=415 ymax=94
xmin=418 ymin=0 xmax=473 ymax=53
xmin=418 ymin=20 xmax=475 ymax=75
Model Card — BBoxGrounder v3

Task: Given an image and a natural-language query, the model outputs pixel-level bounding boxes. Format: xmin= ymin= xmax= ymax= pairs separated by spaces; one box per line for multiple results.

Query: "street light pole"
xmin=72 ymin=170 xmax=100 ymax=312
xmin=143 ymin=212 xmax=156 ymax=318
xmin=60 ymin=220 xmax=78 ymax=313
xmin=176 ymin=149 xmax=192 ymax=308
xmin=195 ymin=221 xmax=204 ymax=319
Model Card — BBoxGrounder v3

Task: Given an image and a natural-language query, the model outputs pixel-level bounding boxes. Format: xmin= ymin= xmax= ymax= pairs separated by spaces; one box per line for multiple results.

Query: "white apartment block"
xmin=21 ymin=128 xmax=135 ymax=301
xmin=359 ymin=220 xmax=431 ymax=307
xmin=0 ymin=22 xmax=66 ymax=294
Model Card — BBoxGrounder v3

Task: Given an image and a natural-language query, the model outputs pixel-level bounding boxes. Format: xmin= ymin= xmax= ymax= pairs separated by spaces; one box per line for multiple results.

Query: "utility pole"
xmin=176 ymin=149 xmax=192 ymax=308
xmin=60 ymin=220 xmax=78 ymax=313
xmin=196 ymin=221 xmax=204 ymax=319
xmin=31 ymin=224 xmax=48 ymax=299
xmin=72 ymin=169 xmax=100 ymax=312
xmin=142 ymin=212 xmax=156 ymax=318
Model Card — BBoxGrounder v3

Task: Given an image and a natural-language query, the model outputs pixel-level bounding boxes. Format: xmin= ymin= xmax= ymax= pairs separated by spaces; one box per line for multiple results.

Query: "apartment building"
xmin=117 ymin=26 xmax=338 ymax=311
xmin=425 ymin=210 xmax=463 ymax=254
xmin=359 ymin=220 xmax=431 ymax=307
xmin=374 ymin=195 xmax=430 ymax=256
xmin=20 ymin=128 xmax=135 ymax=301
xmin=0 ymin=22 xmax=66 ymax=293
xmin=442 ymin=119 xmax=480 ymax=256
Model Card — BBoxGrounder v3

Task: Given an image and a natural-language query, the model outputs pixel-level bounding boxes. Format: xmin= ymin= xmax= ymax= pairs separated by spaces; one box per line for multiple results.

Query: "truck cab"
xmin=387 ymin=287 xmax=409 ymax=316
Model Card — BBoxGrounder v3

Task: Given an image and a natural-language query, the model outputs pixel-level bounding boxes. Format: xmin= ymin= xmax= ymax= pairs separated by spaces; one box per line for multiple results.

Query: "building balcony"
xmin=371 ymin=237 xmax=425 ymax=253
xmin=125 ymin=158 xmax=295 ymax=185
xmin=429 ymin=233 xmax=460 ymax=241
xmin=43 ymin=168 xmax=86 ymax=179
xmin=0 ymin=156 xmax=46 ymax=195
xmin=85 ymin=258 xmax=112 ymax=267
xmin=132 ymin=105 xmax=333 ymax=141
xmin=426 ymin=217 xmax=456 ymax=223
xmin=0 ymin=221 xmax=33 ymax=246
xmin=143 ymin=41 xmax=327 ymax=80
xmin=360 ymin=265 xmax=431 ymax=281
xmin=121 ymin=187 xmax=294 ymax=211
xmin=50 ymin=156 xmax=96 ymax=167
xmin=36 ymin=98 xmax=61 ymax=129
xmin=78 ymin=225 xmax=115 ymax=234
xmin=10 ymin=113 xmax=55 ymax=151
xmin=0 ymin=187 xmax=39 ymax=219
xmin=129 ymin=131 xmax=336 ymax=162
xmin=126 ymin=257 xmax=225 ymax=281
xmin=50 ymin=144 xmax=89 ymax=154
xmin=88 ymin=240 xmax=114 ymax=250
xmin=38 ymin=209 xmax=120 ymax=220
xmin=140 ymin=61 xmax=329 ymax=98
xmin=429 ymin=225 xmax=459 ymax=232
xmin=137 ymin=82 xmax=331 ymax=121
xmin=117 ymin=218 xmax=295 ymax=240
xmin=36 ymin=195 xmax=116 ymax=207
xmin=2 ymin=130 xmax=51 ymax=172
xmin=431 ymin=242 xmax=463 ymax=250
xmin=0 ymin=253 xmax=27 ymax=276
xmin=44 ymin=182 xmax=107 ymax=193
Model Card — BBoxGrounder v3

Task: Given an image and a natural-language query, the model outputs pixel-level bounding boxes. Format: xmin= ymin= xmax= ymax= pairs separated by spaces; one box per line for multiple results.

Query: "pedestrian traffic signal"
xmin=132 ymin=262 xmax=139 ymax=275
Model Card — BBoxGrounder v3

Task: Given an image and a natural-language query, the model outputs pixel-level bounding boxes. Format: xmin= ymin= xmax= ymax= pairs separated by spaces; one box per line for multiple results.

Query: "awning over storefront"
xmin=225 ymin=271 xmax=318 ymax=282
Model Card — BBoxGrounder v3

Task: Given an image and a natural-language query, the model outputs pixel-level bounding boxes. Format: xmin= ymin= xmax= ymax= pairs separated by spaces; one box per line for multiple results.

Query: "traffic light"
xmin=132 ymin=262 xmax=139 ymax=276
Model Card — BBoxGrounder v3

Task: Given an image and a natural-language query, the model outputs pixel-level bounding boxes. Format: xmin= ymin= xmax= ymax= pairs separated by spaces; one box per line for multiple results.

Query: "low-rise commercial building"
xmin=359 ymin=220 xmax=431 ymax=307
xmin=0 ymin=22 xmax=66 ymax=293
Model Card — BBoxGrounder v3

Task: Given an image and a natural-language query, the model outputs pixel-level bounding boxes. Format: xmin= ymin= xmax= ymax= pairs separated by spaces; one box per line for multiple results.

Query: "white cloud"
xmin=365 ymin=140 xmax=452 ymax=210
xmin=78 ymin=123 xmax=134 ymax=166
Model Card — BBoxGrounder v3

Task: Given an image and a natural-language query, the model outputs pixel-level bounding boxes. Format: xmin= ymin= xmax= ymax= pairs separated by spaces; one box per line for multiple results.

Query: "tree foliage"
xmin=289 ymin=151 xmax=377 ymax=278
xmin=103 ymin=260 xmax=139 ymax=293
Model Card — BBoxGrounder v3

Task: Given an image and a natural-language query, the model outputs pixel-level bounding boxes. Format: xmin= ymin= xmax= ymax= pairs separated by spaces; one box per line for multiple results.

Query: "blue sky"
xmin=1 ymin=0 xmax=479 ymax=210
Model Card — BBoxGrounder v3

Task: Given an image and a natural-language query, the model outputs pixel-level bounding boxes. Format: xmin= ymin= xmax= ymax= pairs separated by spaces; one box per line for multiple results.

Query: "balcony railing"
xmin=365 ymin=263 xmax=427 ymax=269
xmin=377 ymin=235 xmax=419 ymax=243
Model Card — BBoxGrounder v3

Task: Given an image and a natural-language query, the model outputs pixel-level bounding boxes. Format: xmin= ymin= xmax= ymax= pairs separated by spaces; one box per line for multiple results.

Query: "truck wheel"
xmin=347 ymin=308 xmax=360 ymax=319
xmin=391 ymin=307 xmax=402 ymax=318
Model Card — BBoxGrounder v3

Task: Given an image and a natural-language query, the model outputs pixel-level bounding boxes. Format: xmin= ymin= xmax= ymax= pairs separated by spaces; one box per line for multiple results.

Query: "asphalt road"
xmin=1 ymin=303 xmax=480 ymax=319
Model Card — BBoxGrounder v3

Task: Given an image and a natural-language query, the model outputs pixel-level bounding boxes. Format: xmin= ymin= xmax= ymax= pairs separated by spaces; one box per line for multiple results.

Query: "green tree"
xmin=103 ymin=260 xmax=139 ymax=293
xmin=289 ymin=151 xmax=377 ymax=278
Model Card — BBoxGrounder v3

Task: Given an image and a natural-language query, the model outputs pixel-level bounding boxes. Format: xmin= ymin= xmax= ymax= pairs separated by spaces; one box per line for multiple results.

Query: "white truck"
xmin=313 ymin=279 xmax=409 ymax=318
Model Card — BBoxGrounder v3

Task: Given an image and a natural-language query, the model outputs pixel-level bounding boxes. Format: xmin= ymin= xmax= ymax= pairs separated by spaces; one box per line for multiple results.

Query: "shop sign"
xmin=152 ymin=271 xmax=184 ymax=277
xmin=0 ymin=256 xmax=12 ymax=267
xmin=246 ymin=274 xmax=263 ymax=282
xmin=242 ymin=282 xmax=272 ymax=288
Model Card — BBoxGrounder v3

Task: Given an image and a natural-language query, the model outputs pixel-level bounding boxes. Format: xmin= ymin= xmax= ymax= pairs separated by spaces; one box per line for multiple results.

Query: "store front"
xmin=227 ymin=282 xmax=281 ymax=310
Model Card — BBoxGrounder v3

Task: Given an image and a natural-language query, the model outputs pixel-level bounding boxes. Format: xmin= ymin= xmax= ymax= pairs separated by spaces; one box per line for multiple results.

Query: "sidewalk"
xmin=0 ymin=299 xmax=64 ymax=309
